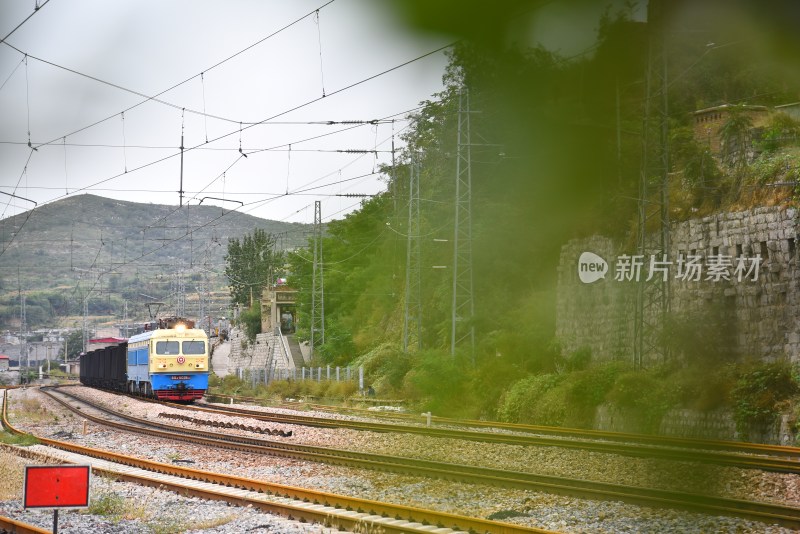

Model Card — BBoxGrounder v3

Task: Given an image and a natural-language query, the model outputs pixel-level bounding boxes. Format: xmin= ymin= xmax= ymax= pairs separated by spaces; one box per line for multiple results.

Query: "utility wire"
xmin=2 ymin=0 xmax=336 ymax=151
xmin=2 ymin=43 xmax=446 ymax=261
xmin=0 ymin=56 xmax=25 ymax=92
xmin=26 ymin=58 xmax=438 ymax=214
xmin=0 ymin=0 xmax=52 ymax=46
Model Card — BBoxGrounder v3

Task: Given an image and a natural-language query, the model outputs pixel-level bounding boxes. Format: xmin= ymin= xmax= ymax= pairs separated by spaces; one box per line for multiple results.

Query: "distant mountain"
xmin=0 ymin=194 xmax=311 ymax=328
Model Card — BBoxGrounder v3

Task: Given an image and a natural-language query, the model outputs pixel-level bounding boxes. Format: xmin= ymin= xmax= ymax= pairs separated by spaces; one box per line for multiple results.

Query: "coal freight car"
xmin=79 ymin=343 xmax=127 ymax=391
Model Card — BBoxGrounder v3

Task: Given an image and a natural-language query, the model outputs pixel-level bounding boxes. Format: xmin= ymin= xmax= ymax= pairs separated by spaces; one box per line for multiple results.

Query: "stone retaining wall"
xmin=227 ymin=328 xmax=293 ymax=376
xmin=557 ymin=206 xmax=800 ymax=363
xmin=594 ymin=405 xmax=793 ymax=445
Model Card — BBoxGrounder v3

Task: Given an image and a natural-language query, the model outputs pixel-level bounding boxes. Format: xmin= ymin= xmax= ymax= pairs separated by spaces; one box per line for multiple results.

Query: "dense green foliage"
xmin=225 ymin=228 xmax=284 ymax=307
xmin=238 ymin=302 xmax=262 ymax=342
xmin=275 ymin=4 xmax=800 ymax=434
xmin=58 ymin=330 xmax=86 ymax=361
xmin=732 ymin=360 xmax=799 ymax=439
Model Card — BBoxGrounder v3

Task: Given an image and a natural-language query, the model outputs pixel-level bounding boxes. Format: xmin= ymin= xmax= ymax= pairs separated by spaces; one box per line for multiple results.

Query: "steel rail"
xmin=208 ymin=393 xmax=800 ymax=460
xmin=0 ymin=389 xmax=554 ymax=534
xmin=0 ymin=515 xmax=53 ymax=534
xmin=308 ymin=402 xmax=800 ymax=458
xmin=190 ymin=398 xmax=800 ymax=474
xmin=0 ymin=515 xmax=51 ymax=534
xmin=31 ymin=387 xmax=800 ymax=529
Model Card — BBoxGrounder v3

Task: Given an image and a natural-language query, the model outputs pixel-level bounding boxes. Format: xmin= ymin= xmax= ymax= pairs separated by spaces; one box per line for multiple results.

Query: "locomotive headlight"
xmin=175 ymin=324 xmax=186 ymax=333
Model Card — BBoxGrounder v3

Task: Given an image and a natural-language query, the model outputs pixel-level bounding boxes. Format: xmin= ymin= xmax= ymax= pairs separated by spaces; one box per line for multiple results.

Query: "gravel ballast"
xmin=2 ymin=386 xmax=798 ymax=533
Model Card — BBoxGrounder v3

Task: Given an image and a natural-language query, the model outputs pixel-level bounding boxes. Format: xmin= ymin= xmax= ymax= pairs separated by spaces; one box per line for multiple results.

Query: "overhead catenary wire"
xmin=1 ymin=0 xmax=338 ymax=151
xmin=24 ymin=54 xmax=31 ymax=148
xmin=236 ymin=118 xmax=414 ymax=221
xmin=0 ymin=0 xmax=51 ymax=46
xmin=315 ymin=9 xmax=326 ymax=98
xmin=0 ymin=56 xmax=25 ymax=92
xmin=6 ymin=88 xmax=416 ymax=230
xmin=1 ymin=16 xmax=450 ymax=273
xmin=200 ymin=72 xmax=209 ymax=143
xmin=62 ymin=136 xmax=68 ymax=194
xmin=286 ymin=144 xmax=292 ymax=194
xmin=1 ymin=100 xmax=408 ymax=265
xmin=121 ymin=112 xmax=128 ymax=173
xmin=1 ymin=103 xmax=418 ymax=221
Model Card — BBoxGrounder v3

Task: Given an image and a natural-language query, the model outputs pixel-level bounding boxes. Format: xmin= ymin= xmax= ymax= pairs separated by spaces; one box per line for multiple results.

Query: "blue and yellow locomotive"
xmin=80 ymin=318 xmax=209 ymax=402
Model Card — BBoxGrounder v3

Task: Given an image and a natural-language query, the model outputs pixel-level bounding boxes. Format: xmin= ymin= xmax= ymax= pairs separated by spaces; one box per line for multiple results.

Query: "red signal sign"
xmin=24 ymin=465 xmax=91 ymax=509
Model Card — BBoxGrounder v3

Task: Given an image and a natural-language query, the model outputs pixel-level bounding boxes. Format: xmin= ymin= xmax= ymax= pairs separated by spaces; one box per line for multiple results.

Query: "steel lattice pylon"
xmin=402 ymin=156 xmax=422 ymax=353
xmin=451 ymin=88 xmax=475 ymax=361
xmin=635 ymin=0 xmax=671 ymax=369
xmin=310 ymin=200 xmax=325 ymax=354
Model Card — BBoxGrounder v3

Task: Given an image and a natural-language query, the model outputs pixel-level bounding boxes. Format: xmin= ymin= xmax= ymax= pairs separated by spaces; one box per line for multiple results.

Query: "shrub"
xmin=750 ymin=151 xmax=800 ymax=185
xmin=353 ymin=343 xmax=412 ymax=393
xmin=315 ymin=320 xmax=357 ymax=366
xmin=497 ymin=373 xmax=562 ymax=423
xmin=526 ymin=381 xmax=570 ymax=426
xmin=566 ymin=361 xmax=629 ymax=422
xmin=732 ymin=360 xmax=799 ymax=439
xmin=606 ymin=367 xmax=680 ymax=433
xmin=238 ymin=303 xmax=262 ymax=342
xmin=667 ymin=364 xmax=735 ymax=412
xmin=402 ymin=350 xmax=472 ymax=417
xmin=497 ymin=361 xmax=627 ymax=428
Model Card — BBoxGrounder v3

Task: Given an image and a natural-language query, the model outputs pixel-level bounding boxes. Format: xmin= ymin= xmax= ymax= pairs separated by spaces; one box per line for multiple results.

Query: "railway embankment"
xmin=3 ymin=386 xmax=800 ymax=532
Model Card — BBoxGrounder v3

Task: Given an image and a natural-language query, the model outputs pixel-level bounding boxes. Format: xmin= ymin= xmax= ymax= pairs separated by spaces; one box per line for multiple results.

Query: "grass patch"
xmin=209 ymin=372 xmax=359 ymax=402
xmin=86 ymin=477 xmax=239 ymax=533
xmin=10 ymin=397 xmax=53 ymax=423
xmin=0 ymin=430 xmax=40 ymax=446
xmin=82 ymin=474 xmax=126 ymax=521
xmin=87 ymin=491 xmax=129 ymax=518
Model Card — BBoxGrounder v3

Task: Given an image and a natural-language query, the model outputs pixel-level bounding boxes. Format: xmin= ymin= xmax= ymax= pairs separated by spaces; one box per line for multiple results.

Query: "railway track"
xmin=203 ymin=393 xmax=800 ymax=471
xmin=0 ymin=514 xmax=51 ymax=534
xmin=1 ymin=389 xmax=552 ymax=534
xmin=23 ymin=387 xmax=800 ymax=529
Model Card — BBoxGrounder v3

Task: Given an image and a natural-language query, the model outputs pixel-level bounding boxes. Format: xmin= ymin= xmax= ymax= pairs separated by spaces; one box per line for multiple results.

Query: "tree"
xmin=238 ymin=302 xmax=262 ymax=342
xmin=718 ymin=106 xmax=754 ymax=170
xmin=58 ymin=330 xmax=85 ymax=360
xmin=224 ymin=228 xmax=283 ymax=307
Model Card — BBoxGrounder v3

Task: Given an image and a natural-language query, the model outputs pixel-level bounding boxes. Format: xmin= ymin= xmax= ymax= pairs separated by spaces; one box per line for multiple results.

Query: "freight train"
xmin=80 ymin=318 xmax=209 ymax=402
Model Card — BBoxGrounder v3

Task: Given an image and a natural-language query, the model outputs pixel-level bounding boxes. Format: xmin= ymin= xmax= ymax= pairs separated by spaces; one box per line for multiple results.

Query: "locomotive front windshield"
xmin=182 ymin=341 xmax=205 ymax=354
xmin=155 ymin=340 xmax=206 ymax=355
xmin=156 ymin=341 xmax=180 ymax=355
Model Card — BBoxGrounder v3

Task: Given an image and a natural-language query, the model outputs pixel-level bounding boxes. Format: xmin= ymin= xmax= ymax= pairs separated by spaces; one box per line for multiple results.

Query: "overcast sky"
xmin=0 ymin=0 xmax=451 ymax=224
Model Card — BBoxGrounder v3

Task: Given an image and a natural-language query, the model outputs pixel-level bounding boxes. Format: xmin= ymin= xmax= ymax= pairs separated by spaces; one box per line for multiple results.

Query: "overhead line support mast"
xmin=451 ymin=88 xmax=476 ymax=362
xmin=635 ymin=0 xmax=671 ymax=369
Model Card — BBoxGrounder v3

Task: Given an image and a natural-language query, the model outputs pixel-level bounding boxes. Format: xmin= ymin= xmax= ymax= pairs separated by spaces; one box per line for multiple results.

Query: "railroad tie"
xmin=156 ymin=412 xmax=293 ymax=437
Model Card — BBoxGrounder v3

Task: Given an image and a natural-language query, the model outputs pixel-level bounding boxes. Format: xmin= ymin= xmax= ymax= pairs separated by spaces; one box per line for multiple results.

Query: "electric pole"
xmin=402 ymin=155 xmax=422 ymax=353
xmin=83 ymin=294 xmax=89 ymax=353
xmin=310 ymin=201 xmax=325 ymax=354
xmin=451 ymin=88 xmax=476 ymax=362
